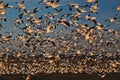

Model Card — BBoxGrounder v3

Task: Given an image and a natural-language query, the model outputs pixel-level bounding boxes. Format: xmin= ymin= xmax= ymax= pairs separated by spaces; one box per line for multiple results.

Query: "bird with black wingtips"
xmin=41 ymin=0 xmax=60 ymax=9
xmin=85 ymin=14 xmax=97 ymax=26
xmin=46 ymin=9 xmax=62 ymax=20
xmin=95 ymin=22 xmax=107 ymax=31
xmin=47 ymin=40 xmax=56 ymax=47
xmin=0 ymin=1 xmax=14 ymax=9
xmin=5 ymin=31 xmax=14 ymax=36
xmin=5 ymin=3 xmax=14 ymax=9
xmin=79 ymin=6 xmax=87 ymax=13
xmin=70 ymin=11 xmax=83 ymax=21
xmin=45 ymin=21 xmax=52 ymax=33
xmin=90 ymin=3 xmax=99 ymax=14
xmin=50 ymin=0 xmax=60 ymax=8
xmin=0 ymin=16 xmax=7 ymax=22
xmin=0 ymin=1 xmax=14 ymax=16
xmin=27 ymin=7 xmax=40 ymax=18
xmin=105 ymin=17 xmax=117 ymax=23
xmin=0 ymin=1 xmax=4 ymax=9
xmin=54 ymin=8 xmax=62 ymax=12
xmin=90 ymin=16 xmax=97 ymax=26
xmin=49 ymin=8 xmax=63 ymax=19
xmin=85 ymin=0 xmax=98 ymax=9
xmin=33 ymin=7 xmax=40 ymax=13
xmin=13 ymin=18 xmax=24 ymax=25
xmin=67 ymin=3 xmax=87 ymax=13
xmin=18 ymin=12 xmax=26 ymax=19
xmin=15 ymin=0 xmax=28 ymax=13
xmin=68 ymin=3 xmax=79 ymax=11
xmin=1 ymin=35 xmax=12 ymax=41
xmin=0 ymin=8 xmax=7 ymax=15
xmin=31 ymin=17 xmax=41 ymax=26
xmin=56 ymin=18 xmax=71 ymax=29
xmin=60 ymin=13 xmax=71 ymax=18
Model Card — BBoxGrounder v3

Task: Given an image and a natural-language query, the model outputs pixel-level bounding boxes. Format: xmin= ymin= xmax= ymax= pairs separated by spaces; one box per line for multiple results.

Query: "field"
xmin=0 ymin=73 xmax=120 ymax=80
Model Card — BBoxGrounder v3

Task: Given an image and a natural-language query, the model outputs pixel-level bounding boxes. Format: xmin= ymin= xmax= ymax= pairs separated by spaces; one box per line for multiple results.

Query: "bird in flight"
xmin=40 ymin=0 xmax=60 ymax=9
xmin=116 ymin=5 xmax=120 ymax=11
xmin=85 ymin=0 xmax=97 ymax=3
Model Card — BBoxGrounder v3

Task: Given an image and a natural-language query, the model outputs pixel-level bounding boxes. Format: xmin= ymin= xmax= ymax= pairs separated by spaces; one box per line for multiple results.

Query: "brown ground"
xmin=0 ymin=73 xmax=120 ymax=80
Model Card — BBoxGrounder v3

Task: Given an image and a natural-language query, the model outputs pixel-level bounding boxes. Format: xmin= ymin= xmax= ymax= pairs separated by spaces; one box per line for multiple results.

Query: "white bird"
xmin=43 ymin=0 xmax=60 ymax=8
xmin=25 ymin=75 xmax=31 ymax=80
xmin=0 ymin=62 xmax=3 ymax=69
xmin=85 ymin=0 xmax=96 ymax=3
xmin=116 ymin=5 xmax=120 ymax=11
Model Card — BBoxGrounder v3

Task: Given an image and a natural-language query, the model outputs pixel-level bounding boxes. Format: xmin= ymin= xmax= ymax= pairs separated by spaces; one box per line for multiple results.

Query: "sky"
xmin=0 ymin=0 xmax=120 ymax=37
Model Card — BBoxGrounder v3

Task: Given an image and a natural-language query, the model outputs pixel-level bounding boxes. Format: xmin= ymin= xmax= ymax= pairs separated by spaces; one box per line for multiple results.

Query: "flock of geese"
xmin=0 ymin=0 xmax=120 ymax=79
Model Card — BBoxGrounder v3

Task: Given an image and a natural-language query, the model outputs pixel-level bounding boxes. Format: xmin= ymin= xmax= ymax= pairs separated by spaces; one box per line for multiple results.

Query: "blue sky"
xmin=0 ymin=0 xmax=120 ymax=36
